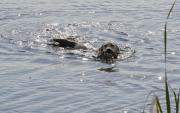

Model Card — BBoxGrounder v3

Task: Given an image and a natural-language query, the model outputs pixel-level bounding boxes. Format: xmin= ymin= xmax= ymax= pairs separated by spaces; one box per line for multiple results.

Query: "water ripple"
xmin=0 ymin=0 xmax=180 ymax=113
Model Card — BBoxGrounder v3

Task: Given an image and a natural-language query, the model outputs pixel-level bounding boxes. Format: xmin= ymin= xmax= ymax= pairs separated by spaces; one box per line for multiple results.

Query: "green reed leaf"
xmin=155 ymin=96 xmax=163 ymax=113
xmin=165 ymin=76 xmax=171 ymax=113
xmin=176 ymin=90 xmax=179 ymax=113
xmin=167 ymin=0 xmax=177 ymax=19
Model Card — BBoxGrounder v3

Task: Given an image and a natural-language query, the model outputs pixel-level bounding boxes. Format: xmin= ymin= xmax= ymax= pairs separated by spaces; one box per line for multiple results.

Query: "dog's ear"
xmin=98 ymin=45 xmax=103 ymax=52
xmin=114 ymin=44 xmax=120 ymax=54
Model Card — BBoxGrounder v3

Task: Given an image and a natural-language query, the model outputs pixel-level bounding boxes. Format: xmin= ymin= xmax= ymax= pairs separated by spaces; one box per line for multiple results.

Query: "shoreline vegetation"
xmin=143 ymin=0 xmax=180 ymax=112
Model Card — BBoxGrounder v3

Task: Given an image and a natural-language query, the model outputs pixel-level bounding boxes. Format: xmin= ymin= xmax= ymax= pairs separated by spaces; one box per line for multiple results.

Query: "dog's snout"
xmin=106 ymin=48 xmax=113 ymax=53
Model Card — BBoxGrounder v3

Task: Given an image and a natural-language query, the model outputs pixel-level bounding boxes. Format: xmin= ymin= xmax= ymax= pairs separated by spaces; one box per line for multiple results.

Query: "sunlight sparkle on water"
xmin=80 ymin=72 xmax=85 ymax=82
xmin=89 ymin=10 xmax=96 ymax=14
xmin=147 ymin=31 xmax=155 ymax=35
xmin=82 ymin=57 xmax=89 ymax=61
xmin=158 ymin=76 xmax=163 ymax=80
xmin=171 ymin=52 xmax=176 ymax=55
xmin=50 ymin=23 xmax=59 ymax=26
xmin=17 ymin=41 xmax=23 ymax=46
xmin=59 ymin=55 xmax=65 ymax=59
xmin=18 ymin=13 xmax=21 ymax=17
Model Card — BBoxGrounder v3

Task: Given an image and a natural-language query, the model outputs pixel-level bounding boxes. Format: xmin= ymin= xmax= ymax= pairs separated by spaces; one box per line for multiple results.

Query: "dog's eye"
xmin=99 ymin=47 xmax=103 ymax=51
xmin=110 ymin=44 xmax=114 ymax=47
xmin=104 ymin=45 xmax=107 ymax=48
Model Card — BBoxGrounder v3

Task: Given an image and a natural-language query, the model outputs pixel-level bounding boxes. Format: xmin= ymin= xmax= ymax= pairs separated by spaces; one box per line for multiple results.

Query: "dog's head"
xmin=97 ymin=42 xmax=120 ymax=63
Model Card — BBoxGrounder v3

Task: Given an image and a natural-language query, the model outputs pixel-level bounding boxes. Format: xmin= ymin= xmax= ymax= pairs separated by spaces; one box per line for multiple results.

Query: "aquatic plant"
xmin=154 ymin=0 xmax=180 ymax=113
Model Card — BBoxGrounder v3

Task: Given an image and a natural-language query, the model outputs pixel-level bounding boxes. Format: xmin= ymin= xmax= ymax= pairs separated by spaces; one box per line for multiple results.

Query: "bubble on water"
xmin=82 ymin=72 xmax=85 ymax=76
xmin=80 ymin=72 xmax=85 ymax=82
xmin=89 ymin=10 xmax=96 ymax=14
xmin=59 ymin=55 xmax=65 ymax=59
xmin=171 ymin=52 xmax=176 ymax=55
xmin=17 ymin=41 xmax=23 ymax=46
xmin=103 ymin=29 xmax=108 ymax=32
xmin=80 ymin=79 xmax=84 ymax=82
xmin=142 ymin=75 xmax=146 ymax=79
xmin=40 ymin=43 xmax=47 ymax=47
xmin=111 ymin=64 xmax=115 ymax=66
xmin=11 ymin=30 xmax=18 ymax=35
xmin=158 ymin=76 xmax=163 ymax=80
xmin=82 ymin=57 xmax=89 ymax=61
xmin=18 ymin=13 xmax=21 ymax=17
xmin=147 ymin=31 xmax=155 ymax=35
xmin=48 ymin=23 xmax=59 ymax=26
xmin=34 ymin=38 xmax=41 ymax=43
xmin=140 ymin=39 xmax=145 ymax=43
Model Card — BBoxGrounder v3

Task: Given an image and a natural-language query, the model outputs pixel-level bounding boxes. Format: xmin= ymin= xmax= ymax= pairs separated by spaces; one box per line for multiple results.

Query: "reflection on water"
xmin=0 ymin=0 xmax=180 ymax=113
xmin=98 ymin=66 xmax=118 ymax=72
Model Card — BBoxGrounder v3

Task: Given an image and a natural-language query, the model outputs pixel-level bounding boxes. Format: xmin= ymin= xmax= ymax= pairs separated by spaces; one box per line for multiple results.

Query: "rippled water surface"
xmin=0 ymin=0 xmax=180 ymax=113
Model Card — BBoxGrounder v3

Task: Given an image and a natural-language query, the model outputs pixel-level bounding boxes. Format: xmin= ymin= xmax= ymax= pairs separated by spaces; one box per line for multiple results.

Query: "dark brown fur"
xmin=97 ymin=42 xmax=120 ymax=63
xmin=51 ymin=39 xmax=120 ymax=63
xmin=51 ymin=38 xmax=87 ymax=50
